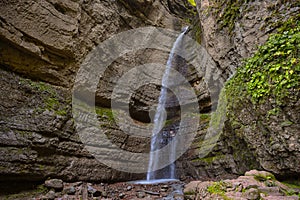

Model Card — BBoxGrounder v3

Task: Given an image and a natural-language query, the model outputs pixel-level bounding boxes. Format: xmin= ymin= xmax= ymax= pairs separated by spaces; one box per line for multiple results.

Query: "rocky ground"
xmin=184 ymin=170 xmax=300 ymax=200
xmin=2 ymin=179 xmax=186 ymax=200
xmin=2 ymin=170 xmax=299 ymax=200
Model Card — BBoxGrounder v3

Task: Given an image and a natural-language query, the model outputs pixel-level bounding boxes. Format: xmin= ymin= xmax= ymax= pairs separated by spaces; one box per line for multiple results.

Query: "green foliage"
xmin=207 ymin=181 xmax=233 ymax=200
xmin=282 ymin=180 xmax=300 ymax=189
xmin=200 ymin=113 xmax=211 ymax=122
xmin=207 ymin=181 xmax=227 ymax=194
xmin=211 ymin=0 xmax=254 ymax=33
xmin=282 ymin=180 xmax=300 ymax=198
xmin=211 ymin=0 xmax=298 ymax=34
xmin=253 ymin=174 xmax=275 ymax=182
xmin=284 ymin=189 xmax=296 ymax=196
xmin=95 ymin=107 xmax=115 ymax=123
xmin=184 ymin=191 xmax=196 ymax=195
xmin=226 ymin=17 xmax=300 ymax=105
xmin=187 ymin=0 xmax=196 ymax=7
xmin=3 ymin=185 xmax=48 ymax=200
xmin=267 ymin=107 xmax=280 ymax=118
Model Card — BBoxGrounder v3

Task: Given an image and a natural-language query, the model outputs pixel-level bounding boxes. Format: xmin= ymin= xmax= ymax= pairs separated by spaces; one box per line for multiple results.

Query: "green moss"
xmin=38 ymin=164 xmax=45 ymax=170
xmin=207 ymin=181 xmax=227 ymax=194
xmin=225 ymin=16 xmax=300 ymax=105
xmin=253 ymin=174 xmax=275 ymax=182
xmin=16 ymin=130 xmax=33 ymax=137
xmin=200 ymin=113 xmax=211 ymax=122
xmin=211 ymin=0 xmax=298 ymax=34
xmin=210 ymin=0 xmax=255 ymax=33
xmin=4 ymin=185 xmax=48 ymax=200
xmin=267 ymin=107 xmax=280 ymax=118
xmin=20 ymin=78 xmax=69 ymax=116
xmin=193 ymin=154 xmax=225 ymax=164
xmin=280 ymin=120 xmax=293 ymax=127
xmin=282 ymin=180 xmax=300 ymax=189
xmin=164 ymin=118 xmax=179 ymax=126
xmin=211 ymin=89 xmax=227 ymax=125
xmin=95 ymin=106 xmax=115 ymax=123
xmin=190 ymin=18 xmax=202 ymax=44
xmin=184 ymin=191 xmax=195 ymax=195
xmin=207 ymin=181 xmax=233 ymax=200
xmin=281 ymin=180 xmax=300 ymax=197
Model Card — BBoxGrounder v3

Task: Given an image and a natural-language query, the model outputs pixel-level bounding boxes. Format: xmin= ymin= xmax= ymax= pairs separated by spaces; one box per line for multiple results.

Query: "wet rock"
xmin=119 ymin=192 xmax=125 ymax=199
xmin=45 ymin=179 xmax=63 ymax=190
xmin=161 ymin=185 xmax=169 ymax=189
xmin=173 ymin=193 xmax=185 ymax=200
xmin=127 ymin=185 xmax=133 ymax=191
xmin=144 ymin=190 xmax=160 ymax=195
xmin=87 ymin=185 xmax=96 ymax=194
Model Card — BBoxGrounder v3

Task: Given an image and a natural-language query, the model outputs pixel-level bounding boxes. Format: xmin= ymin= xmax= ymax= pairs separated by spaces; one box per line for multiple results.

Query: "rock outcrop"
xmin=184 ymin=170 xmax=300 ymax=200
xmin=187 ymin=0 xmax=300 ymax=179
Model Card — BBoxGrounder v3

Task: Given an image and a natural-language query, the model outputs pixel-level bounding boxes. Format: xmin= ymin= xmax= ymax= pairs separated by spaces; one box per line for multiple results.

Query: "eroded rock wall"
xmin=0 ymin=0 xmax=202 ymax=185
xmin=188 ymin=0 xmax=300 ymax=179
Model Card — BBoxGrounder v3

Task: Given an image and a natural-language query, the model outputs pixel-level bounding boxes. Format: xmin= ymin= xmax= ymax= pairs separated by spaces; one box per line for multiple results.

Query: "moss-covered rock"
xmin=223 ymin=16 xmax=300 ymax=178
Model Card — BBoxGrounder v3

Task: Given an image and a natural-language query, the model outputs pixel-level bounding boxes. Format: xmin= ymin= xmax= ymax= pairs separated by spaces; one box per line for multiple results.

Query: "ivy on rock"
xmin=226 ymin=16 xmax=300 ymax=105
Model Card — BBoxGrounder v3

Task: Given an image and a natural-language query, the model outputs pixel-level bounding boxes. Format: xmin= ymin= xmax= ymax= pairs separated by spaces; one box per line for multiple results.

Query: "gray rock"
xmin=244 ymin=188 xmax=260 ymax=200
xmin=44 ymin=190 xmax=56 ymax=200
xmin=127 ymin=185 xmax=133 ymax=191
xmin=63 ymin=186 xmax=76 ymax=195
xmin=101 ymin=191 xmax=108 ymax=198
xmin=161 ymin=185 xmax=169 ymax=189
xmin=45 ymin=179 xmax=63 ymax=190
xmin=136 ymin=191 xmax=146 ymax=198
xmin=119 ymin=193 xmax=125 ymax=199
xmin=87 ymin=185 xmax=96 ymax=194
xmin=173 ymin=193 xmax=185 ymax=200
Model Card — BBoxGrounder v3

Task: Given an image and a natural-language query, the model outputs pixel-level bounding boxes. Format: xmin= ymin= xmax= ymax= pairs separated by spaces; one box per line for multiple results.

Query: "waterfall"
xmin=147 ymin=27 xmax=189 ymax=181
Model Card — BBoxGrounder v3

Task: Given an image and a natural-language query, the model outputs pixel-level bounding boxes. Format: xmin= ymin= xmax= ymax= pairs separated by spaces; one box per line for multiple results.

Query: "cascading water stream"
xmin=146 ymin=27 xmax=189 ymax=181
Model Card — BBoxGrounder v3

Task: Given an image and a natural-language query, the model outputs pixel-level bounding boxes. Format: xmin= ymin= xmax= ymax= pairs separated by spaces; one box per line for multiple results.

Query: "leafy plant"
xmin=188 ymin=0 xmax=196 ymax=7
xmin=207 ymin=181 xmax=232 ymax=200
xmin=207 ymin=181 xmax=227 ymax=195
xmin=227 ymin=16 xmax=300 ymax=105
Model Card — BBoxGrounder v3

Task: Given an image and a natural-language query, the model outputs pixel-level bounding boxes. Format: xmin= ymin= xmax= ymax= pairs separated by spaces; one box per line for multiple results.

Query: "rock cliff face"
xmin=187 ymin=0 xmax=300 ymax=180
xmin=0 ymin=0 xmax=187 ymax=87
xmin=0 ymin=0 xmax=200 ymax=186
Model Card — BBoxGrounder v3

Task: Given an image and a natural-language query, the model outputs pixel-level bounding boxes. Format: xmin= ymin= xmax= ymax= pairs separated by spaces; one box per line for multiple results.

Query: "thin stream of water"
xmin=146 ymin=27 xmax=189 ymax=181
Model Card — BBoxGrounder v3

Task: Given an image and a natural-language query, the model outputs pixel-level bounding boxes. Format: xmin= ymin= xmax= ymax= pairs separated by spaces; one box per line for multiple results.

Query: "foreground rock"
xmin=2 ymin=180 xmax=185 ymax=200
xmin=3 ymin=170 xmax=299 ymax=200
xmin=184 ymin=170 xmax=300 ymax=200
